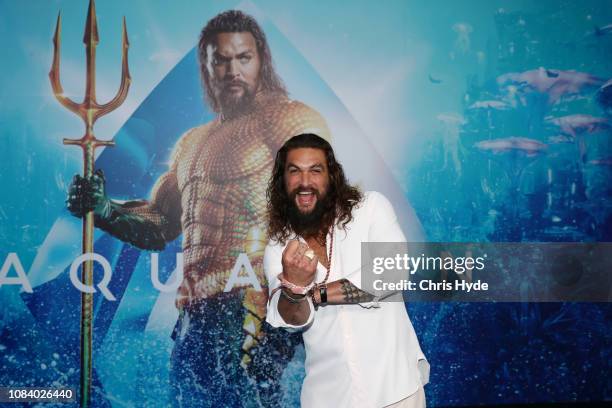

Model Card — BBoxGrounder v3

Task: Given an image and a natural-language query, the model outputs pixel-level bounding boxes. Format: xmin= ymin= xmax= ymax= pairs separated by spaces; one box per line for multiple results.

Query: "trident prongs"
xmin=49 ymin=12 xmax=81 ymax=116
xmin=50 ymin=0 xmax=131 ymax=152
xmin=97 ymin=17 xmax=131 ymax=118
xmin=49 ymin=1 xmax=131 ymax=406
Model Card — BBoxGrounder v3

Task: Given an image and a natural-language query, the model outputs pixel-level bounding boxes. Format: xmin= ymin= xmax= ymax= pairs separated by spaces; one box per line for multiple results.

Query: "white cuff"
xmin=266 ymin=288 xmax=315 ymax=332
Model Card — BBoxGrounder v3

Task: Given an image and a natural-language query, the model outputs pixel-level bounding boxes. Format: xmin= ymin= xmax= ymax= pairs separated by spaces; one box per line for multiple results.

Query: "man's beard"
xmin=215 ymin=80 xmax=256 ymax=117
xmin=287 ymin=188 xmax=334 ymax=238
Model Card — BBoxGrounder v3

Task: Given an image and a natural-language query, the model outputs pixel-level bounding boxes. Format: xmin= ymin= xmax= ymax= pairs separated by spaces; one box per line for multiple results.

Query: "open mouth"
xmin=296 ymin=191 xmax=316 ymax=208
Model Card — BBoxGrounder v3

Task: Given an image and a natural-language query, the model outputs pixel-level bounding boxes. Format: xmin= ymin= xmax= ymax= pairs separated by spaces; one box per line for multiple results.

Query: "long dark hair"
xmin=198 ymin=10 xmax=287 ymax=112
xmin=267 ymin=134 xmax=363 ymax=244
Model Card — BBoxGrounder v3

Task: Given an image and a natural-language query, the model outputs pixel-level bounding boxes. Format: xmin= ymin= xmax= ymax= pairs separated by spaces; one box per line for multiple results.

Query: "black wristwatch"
xmin=318 ymin=284 xmax=328 ymax=306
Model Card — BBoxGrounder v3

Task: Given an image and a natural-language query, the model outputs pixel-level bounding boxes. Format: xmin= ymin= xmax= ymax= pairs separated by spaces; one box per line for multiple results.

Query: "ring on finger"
xmin=304 ymin=249 xmax=315 ymax=260
xmin=295 ymin=243 xmax=308 ymax=257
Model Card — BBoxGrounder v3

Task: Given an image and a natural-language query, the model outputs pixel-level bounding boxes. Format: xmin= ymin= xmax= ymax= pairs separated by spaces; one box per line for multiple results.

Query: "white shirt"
xmin=265 ymin=191 xmax=429 ymax=408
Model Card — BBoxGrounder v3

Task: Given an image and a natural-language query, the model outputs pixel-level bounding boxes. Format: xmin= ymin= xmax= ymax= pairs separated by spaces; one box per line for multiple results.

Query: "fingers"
xmin=67 ymin=174 xmax=85 ymax=216
xmin=293 ymin=242 xmax=308 ymax=262
xmin=296 ymin=249 xmax=318 ymax=273
xmin=308 ymin=253 xmax=319 ymax=269
xmin=283 ymin=240 xmax=300 ymax=259
xmin=69 ymin=174 xmax=91 ymax=194
xmin=283 ymin=240 xmax=309 ymax=262
xmin=69 ymin=174 xmax=84 ymax=191
xmin=93 ymin=169 xmax=106 ymax=186
xmin=66 ymin=192 xmax=81 ymax=215
xmin=295 ymin=243 xmax=319 ymax=272
xmin=282 ymin=240 xmax=318 ymax=272
xmin=297 ymin=253 xmax=318 ymax=275
xmin=91 ymin=169 xmax=106 ymax=190
xmin=69 ymin=170 xmax=105 ymax=192
xmin=70 ymin=171 xmax=103 ymax=187
xmin=66 ymin=172 xmax=101 ymax=217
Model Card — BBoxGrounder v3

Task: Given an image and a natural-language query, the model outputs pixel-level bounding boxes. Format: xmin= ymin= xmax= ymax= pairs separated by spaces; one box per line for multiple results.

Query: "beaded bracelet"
xmin=309 ymin=285 xmax=319 ymax=309
xmin=281 ymin=288 xmax=307 ymax=304
xmin=278 ymin=273 xmax=315 ymax=295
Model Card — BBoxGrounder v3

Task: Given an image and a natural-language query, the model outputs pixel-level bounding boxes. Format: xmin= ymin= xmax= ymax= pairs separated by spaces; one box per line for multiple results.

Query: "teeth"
xmin=298 ymin=192 xmax=313 ymax=195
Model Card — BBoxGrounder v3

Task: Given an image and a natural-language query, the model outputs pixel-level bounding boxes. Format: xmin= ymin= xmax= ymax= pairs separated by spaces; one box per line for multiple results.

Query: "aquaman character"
xmin=67 ymin=10 xmax=330 ymax=407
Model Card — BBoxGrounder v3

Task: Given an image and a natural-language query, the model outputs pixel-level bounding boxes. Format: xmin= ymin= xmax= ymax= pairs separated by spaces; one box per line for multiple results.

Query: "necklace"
xmin=317 ymin=227 xmax=334 ymax=285
xmin=306 ymin=227 xmax=333 ymax=309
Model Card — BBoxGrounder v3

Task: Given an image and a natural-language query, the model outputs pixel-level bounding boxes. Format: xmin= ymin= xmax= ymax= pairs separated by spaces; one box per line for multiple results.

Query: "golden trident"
xmin=49 ymin=0 xmax=130 ymax=406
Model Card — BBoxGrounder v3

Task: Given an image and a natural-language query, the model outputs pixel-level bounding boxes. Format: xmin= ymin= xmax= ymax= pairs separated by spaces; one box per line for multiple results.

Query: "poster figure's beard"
xmin=215 ymin=80 xmax=256 ymax=117
xmin=287 ymin=188 xmax=333 ymax=238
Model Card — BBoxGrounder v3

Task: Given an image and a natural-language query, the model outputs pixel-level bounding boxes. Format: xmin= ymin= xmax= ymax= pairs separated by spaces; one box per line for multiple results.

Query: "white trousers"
xmin=383 ymin=386 xmax=426 ymax=408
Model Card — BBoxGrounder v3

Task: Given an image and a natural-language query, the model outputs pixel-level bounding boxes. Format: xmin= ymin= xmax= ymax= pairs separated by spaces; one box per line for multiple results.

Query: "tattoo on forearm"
xmin=340 ymin=279 xmax=374 ymax=303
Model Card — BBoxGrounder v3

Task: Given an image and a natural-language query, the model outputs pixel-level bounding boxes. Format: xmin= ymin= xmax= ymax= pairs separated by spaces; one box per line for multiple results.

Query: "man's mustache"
xmin=222 ymin=80 xmax=248 ymax=91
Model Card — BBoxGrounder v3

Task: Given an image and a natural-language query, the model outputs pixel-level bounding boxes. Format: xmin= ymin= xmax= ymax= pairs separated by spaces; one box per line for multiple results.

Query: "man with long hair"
xmin=265 ymin=134 xmax=428 ymax=407
xmin=67 ymin=10 xmax=330 ymax=407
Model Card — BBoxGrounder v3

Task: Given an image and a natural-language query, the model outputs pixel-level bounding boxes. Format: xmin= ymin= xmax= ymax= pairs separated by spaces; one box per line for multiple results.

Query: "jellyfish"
xmin=437 ymin=112 xmax=465 ymax=176
xmin=452 ymin=22 xmax=473 ymax=54
xmin=475 ymin=138 xmax=548 ymax=200
xmin=474 ymin=137 xmax=548 ymax=196
xmin=468 ymin=99 xmax=511 ymax=141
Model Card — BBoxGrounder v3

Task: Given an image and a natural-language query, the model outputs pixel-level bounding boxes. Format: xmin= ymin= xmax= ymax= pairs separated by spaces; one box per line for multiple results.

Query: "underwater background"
xmin=1 ymin=0 xmax=610 ymax=406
